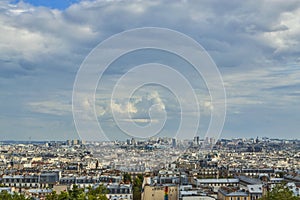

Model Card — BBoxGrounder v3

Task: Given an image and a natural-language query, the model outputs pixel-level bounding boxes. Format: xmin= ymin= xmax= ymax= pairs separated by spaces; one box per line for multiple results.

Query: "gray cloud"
xmin=0 ymin=0 xmax=300 ymax=140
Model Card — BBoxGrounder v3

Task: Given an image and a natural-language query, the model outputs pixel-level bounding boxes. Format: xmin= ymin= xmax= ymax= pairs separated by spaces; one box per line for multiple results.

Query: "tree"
xmin=0 ymin=191 xmax=33 ymax=200
xmin=133 ymin=175 xmax=144 ymax=200
xmin=57 ymin=191 xmax=70 ymax=200
xmin=259 ymin=183 xmax=300 ymax=200
xmin=45 ymin=191 xmax=59 ymax=200
xmin=44 ymin=184 xmax=108 ymax=200
xmin=123 ymin=173 xmax=132 ymax=183
xmin=68 ymin=185 xmax=84 ymax=199
xmin=0 ymin=185 xmax=108 ymax=200
xmin=86 ymin=185 xmax=108 ymax=200
xmin=0 ymin=191 xmax=14 ymax=200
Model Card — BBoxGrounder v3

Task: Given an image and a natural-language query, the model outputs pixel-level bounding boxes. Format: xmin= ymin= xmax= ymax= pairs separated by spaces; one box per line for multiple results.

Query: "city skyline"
xmin=0 ymin=0 xmax=300 ymax=140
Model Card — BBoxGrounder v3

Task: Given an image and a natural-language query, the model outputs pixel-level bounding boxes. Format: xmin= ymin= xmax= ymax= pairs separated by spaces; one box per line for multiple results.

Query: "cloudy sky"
xmin=1 ymin=0 xmax=300 ymax=141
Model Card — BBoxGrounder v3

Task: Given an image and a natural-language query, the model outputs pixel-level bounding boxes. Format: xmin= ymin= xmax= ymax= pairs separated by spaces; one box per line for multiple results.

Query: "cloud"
xmin=101 ymin=90 xmax=166 ymax=120
xmin=111 ymin=100 xmax=138 ymax=114
xmin=0 ymin=0 xmax=300 ymax=139
xmin=28 ymin=100 xmax=72 ymax=116
xmin=118 ymin=118 xmax=159 ymax=124
xmin=2 ymin=0 xmax=300 ymax=76
xmin=203 ymin=101 xmax=213 ymax=111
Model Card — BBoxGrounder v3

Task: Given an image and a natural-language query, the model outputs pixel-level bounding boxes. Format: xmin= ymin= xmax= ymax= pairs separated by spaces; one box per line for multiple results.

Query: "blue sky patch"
xmin=12 ymin=0 xmax=80 ymax=10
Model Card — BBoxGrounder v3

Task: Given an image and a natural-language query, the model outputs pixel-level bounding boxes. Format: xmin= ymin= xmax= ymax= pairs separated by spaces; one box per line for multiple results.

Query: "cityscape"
xmin=1 ymin=0 xmax=300 ymax=200
xmin=0 ymin=137 xmax=299 ymax=199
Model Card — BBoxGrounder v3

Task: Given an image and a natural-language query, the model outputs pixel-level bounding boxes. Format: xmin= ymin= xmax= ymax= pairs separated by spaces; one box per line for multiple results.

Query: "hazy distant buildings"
xmin=66 ymin=139 xmax=83 ymax=146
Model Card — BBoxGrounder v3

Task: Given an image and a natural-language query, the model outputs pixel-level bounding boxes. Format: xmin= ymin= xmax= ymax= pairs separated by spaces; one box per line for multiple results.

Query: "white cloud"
xmin=111 ymin=100 xmax=138 ymax=114
xmin=108 ymin=91 xmax=165 ymax=120
xmin=203 ymin=101 xmax=213 ymax=111
xmin=1 ymin=0 xmax=300 ymax=139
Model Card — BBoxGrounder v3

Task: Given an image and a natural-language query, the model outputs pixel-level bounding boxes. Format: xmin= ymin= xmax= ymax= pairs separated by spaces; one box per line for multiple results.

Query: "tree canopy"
xmin=45 ymin=185 xmax=108 ymax=200
xmin=259 ymin=183 xmax=300 ymax=200
xmin=0 ymin=191 xmax=32 ymax=200
xmin=0 ymin=185 xmax=108 ymax=200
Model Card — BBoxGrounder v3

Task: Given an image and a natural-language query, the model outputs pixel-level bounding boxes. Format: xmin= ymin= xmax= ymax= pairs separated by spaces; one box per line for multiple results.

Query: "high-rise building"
xmin=172 ymin=138 xmax=177 ymax=148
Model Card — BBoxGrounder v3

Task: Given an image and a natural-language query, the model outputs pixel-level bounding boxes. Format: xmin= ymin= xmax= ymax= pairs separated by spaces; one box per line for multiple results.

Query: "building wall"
xmin=106 ymin=193 xmax=133 ymax=200
xmin=217 ymin=193 xmax=250 ymax=200
xmin=249 ymin=194 xmax=262 ymax=200
xmin=142 ymin=185 xmax=178 ymax=200
xmin=182 ymin=196 xmax=215 ymax=200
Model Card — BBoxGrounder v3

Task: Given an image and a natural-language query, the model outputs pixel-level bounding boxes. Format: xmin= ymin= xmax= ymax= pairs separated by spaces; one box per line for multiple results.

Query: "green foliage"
xmin=0 ymin=185 xmax=108 ymax=200
xmin=51 ymin=184 xmax=108 ymax=200
xmin=123 ymin=173 xmax=132 ymax=183
xmin=56 ymin=191 xmax=70 ymax=200
xmin=85 ymin=185 xmax=109 ymax=200
xmin=259 ymin=183 xmax=300 ymax=200
xmin=68 ymin=185 xmax=84 ymax=199
xmin=0 ymin=191 xmax=33 ymax=200
xmin=133 ymin=174 xmax=143 ymax=200
xmin=133 ymin=186 xmax=141 ymax=200
xmin=44 ymin=191 xmax=58 ymax=200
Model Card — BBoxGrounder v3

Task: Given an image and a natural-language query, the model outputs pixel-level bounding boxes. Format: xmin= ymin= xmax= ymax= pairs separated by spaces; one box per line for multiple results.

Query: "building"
xmin=142 ymin=184 xmax=178 ymax=200
xmin=172 ymin=138 xmax=177 ymax=148
xmin=25 ymin=189 xmax=52 ymax=199
xmin=105 ymin=183 xmax=133 ymax=200
xmin=194 ymin=178 xmax=239 ymax=188
xmin=247 ymin=184 xmax=263 ymax=200
xmin=2 ymin=175 xmax=39 ymax=188
xmin=217 ymin=187 xmax=250 ymax=200
xmin=179 ymin=185 xmax=215 ymax=200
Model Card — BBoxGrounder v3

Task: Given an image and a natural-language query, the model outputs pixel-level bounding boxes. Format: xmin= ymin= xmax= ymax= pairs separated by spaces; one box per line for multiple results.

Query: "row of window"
xmin=2 ymin=179 xmax=38 ymax=183
xmin=108 ymin=194 xmax=132 ymax=200
xmin=108 ymin=188 xmax=131 ymax=194
xmin=3 ymin=183 xmax=40 ymax=187
xmin=198 ymin=183 xmax=238 ymax=186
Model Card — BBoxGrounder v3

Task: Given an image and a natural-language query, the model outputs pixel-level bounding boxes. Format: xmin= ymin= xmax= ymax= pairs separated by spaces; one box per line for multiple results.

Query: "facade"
xmin=217 ymin=187 xmax=250 ymax=200
xmin=106 ymin=183 xmax=133 ymax=200
xmin=194 ymin=178 xmax=239 ymax=188
xmin=182 ymin=196 xmax=215 ymax=200
xmin=2 ymin=175 xmax=40 ymax=188
xmin=25 ymin=189 xmax=52 ymax=199
xmin=247 ymin=185 xmax=263 ymax=200
xmin=142 ymin=184 xmax=178 ymax=200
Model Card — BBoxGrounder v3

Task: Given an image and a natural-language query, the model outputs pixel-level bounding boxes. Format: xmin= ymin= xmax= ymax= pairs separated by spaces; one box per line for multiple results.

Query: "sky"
xmin=0 ymin=0 xmax=300 ymax=141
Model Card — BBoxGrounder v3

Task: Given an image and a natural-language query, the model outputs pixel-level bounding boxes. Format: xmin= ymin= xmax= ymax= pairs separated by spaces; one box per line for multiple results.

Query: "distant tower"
xmin=131 ymin=138 xmax=136 ymax=146
xmin=210 ymin=137 xmax=215 ymax=145
xmin=194 ymin=136 xmax=200 ymax=145
xmin=256 ymin=137 xmax=259 ymax=144
xmin=172 ymin=138 xmax=177 ymax=148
